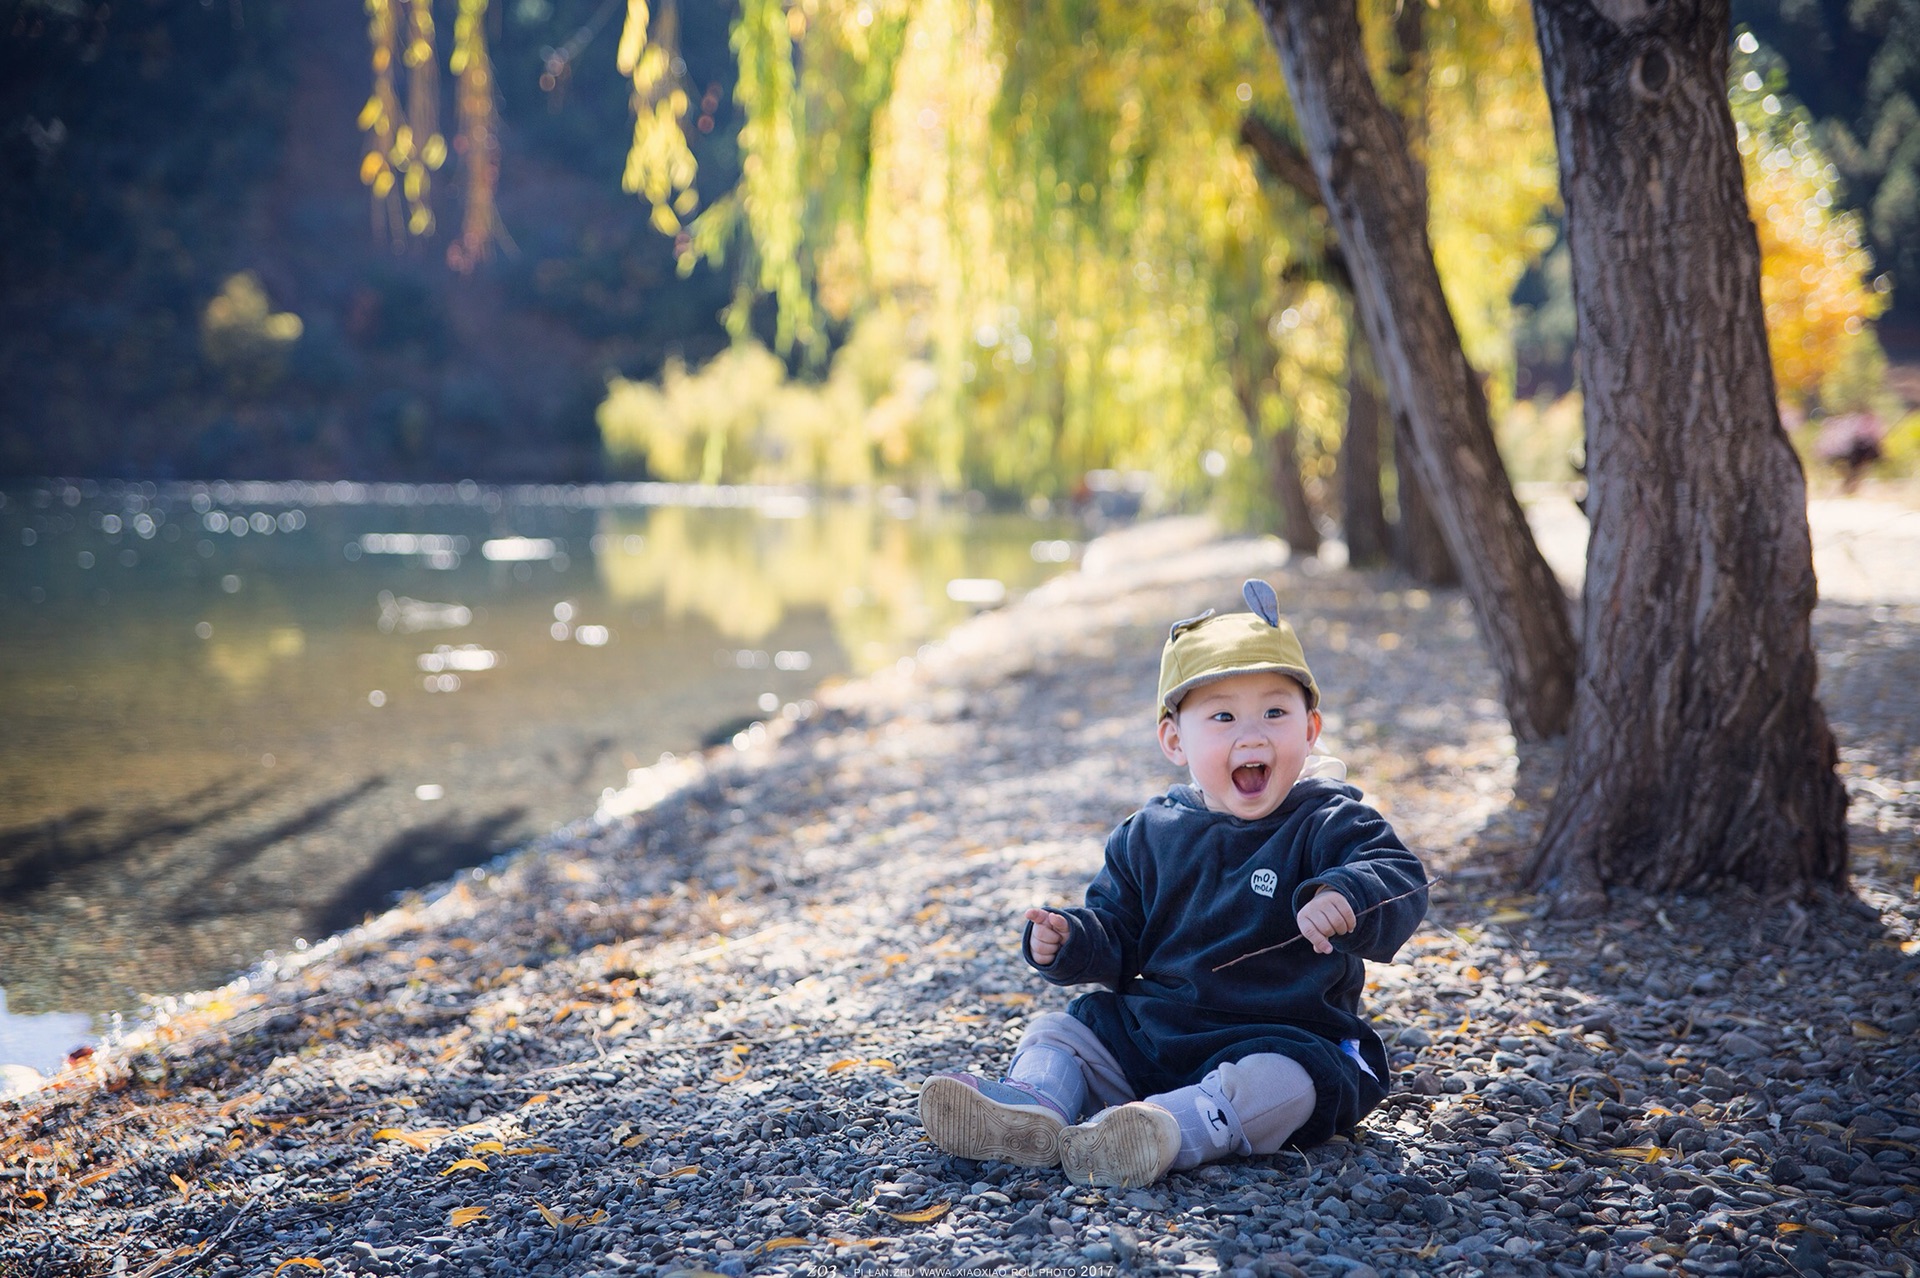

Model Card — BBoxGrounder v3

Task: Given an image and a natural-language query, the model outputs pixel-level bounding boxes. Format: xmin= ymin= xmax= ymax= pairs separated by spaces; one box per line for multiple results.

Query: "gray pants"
xmin=1010 ymin=1011 xmax=1317 ymax=1169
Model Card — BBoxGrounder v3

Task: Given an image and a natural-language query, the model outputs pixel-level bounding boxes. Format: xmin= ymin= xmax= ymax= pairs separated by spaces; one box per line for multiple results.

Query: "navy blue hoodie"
xmin=1024 ymin=776 xmax=1428 ymax=1147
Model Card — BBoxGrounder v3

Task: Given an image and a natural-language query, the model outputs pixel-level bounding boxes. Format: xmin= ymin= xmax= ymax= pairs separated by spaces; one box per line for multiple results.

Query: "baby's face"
xmin=1157 ymin=671 xmax=1321 ymax=821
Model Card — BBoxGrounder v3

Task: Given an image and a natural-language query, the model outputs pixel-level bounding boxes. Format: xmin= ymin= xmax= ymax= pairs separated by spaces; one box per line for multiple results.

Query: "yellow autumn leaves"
xmin=1732 ymin=48 xmax=1887 ymax=412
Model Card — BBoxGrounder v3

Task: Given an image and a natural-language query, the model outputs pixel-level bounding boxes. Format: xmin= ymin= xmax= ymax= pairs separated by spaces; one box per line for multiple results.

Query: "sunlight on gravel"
xmin=2 ymin=518 xmax=1914 ymax=1278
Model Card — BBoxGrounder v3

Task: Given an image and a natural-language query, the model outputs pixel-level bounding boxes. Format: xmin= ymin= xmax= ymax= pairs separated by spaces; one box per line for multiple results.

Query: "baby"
xmin=919 ymin=579 xmax=1428 ymax=1186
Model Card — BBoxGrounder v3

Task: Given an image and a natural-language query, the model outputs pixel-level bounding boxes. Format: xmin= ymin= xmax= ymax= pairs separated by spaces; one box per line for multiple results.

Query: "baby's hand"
xmin=1296 ymin=887 xmax=1356 ymax=955
xmin=1025 ymin=908 xmax=1070 ymax=966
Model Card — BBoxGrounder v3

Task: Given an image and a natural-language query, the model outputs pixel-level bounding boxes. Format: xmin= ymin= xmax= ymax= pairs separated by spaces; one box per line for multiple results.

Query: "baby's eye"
xmin=1210 ymin=711 xmax=1235 ymax=723
xmin=1265 ymin=706 xmax=1286 ymax=719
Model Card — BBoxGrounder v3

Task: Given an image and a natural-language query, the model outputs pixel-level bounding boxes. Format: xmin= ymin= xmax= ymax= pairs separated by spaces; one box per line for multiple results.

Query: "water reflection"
xmin=0 ymin=480 xmax=1079 ymax=1047
xmin=596 ymin=502 xmax=1050 ymax=668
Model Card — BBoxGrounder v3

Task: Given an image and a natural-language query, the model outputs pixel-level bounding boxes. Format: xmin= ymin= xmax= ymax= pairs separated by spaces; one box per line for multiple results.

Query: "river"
xmin=0 ymin=479 xmax=1080 ymax=1078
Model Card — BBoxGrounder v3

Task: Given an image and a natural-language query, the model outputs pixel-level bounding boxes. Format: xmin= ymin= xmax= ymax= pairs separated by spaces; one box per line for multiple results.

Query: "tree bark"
xmin=1252 ymin=0 xmax=1578 ymax=741
xmin=1231 ymin=362 xmax=1322 ymax=555
xmin=1239 ymin=112 xmax=1452 ymax=582
xmin=1392 ymin=408 xmax=1460 ymax=586
xmin=1341 ymin=325 xmax=1389 ymax=568
xmin=1525 ymin=0 xmax=1848 ymax=910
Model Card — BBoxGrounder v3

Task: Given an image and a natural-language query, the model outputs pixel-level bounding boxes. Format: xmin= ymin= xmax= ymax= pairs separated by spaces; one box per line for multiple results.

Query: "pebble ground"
xmin=3 ymin=518 xmax=1915 ymax=1278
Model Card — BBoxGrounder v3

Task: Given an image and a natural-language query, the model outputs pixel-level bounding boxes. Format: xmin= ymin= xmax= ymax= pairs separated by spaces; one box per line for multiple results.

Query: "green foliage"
xmin=608 ymin=0 xmax=1565 ymax=516
xmin=200 ymin=273 xmax=305 ymax=398
xmin=1819 ymin=326 xmax=1904 ymax=421
xmin=1495 ymin=392 xmax=1584 ymax=485
xmin=596 ymin=313 xmax=935 ymax=486
xmin=1882 ymin=410 xmax=1920 ymax=474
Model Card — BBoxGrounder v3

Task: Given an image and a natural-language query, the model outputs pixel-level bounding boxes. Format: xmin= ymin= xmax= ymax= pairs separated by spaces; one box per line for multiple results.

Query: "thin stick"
xmin=142 ymin=1197 xmax=255 ymax=1278
xmin=1209 ymin=877 xmax=1443 ymax=971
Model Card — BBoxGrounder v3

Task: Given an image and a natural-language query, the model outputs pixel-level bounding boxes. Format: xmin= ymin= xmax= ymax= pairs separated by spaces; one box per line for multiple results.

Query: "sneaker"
xmin=918 ymin=1072 xmax=1067 ymax=1167
xmin=1058 ymin=1102 xmax=1180 ymax=1188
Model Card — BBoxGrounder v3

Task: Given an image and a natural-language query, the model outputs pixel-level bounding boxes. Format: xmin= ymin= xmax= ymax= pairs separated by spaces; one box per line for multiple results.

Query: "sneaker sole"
xmin=918 ymin=1076 xmax=1063 ymax=1167
xmin=1059 ymin=1104 xmax=1179 ymax=1188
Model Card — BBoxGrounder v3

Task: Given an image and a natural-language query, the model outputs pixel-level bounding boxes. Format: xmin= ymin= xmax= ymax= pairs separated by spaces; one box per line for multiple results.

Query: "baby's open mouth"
xmin=1232 ymin=764 xmax=1268 ymax=796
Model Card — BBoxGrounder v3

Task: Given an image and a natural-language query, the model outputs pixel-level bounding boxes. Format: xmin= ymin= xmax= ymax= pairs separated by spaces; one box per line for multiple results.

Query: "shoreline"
xmin=2 ymin=519 xmax=1915 ymax=1278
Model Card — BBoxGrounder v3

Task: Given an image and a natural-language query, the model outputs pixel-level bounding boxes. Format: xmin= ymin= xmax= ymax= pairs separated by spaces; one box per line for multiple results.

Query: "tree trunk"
xmin=1252 ymin=0 xmax=1578 ymax=741
xmin=1525 ymin=0 xmax=1848 ymax=910
xmin=1341 ymin=324 xmax=1389 ymax=568
xmin=1392 ymin=408 xmax=1460 ymax=586
xmin=1233 ymin=367 xmax=1321 ymax=555
xmin=1269 ymin=424 xmax=1322 ymax=557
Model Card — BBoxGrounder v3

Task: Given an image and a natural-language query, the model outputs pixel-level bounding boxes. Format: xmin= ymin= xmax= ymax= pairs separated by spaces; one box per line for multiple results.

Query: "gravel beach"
xmin=3 ymin=516 xmax=1915 ymax=1278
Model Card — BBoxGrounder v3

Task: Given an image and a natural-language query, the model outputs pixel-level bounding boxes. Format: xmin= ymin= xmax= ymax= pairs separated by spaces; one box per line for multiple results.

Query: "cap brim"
xmin=1161 ymin=663 xmax=1319 ymax=716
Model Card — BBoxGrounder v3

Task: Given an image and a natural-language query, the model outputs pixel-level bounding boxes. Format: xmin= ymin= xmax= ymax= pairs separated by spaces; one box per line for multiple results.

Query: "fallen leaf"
xmin=169 ymin=1173 xmax=193 ymax=1196
xmin=441 ymin=1158 xmax=489 ymax=1175
xmin=17 ymin=1187 xmax=47 ymax=1209
xmin=273 ymin=1262 xmax=326 ymax=1276
xmin=562 ymin=1210 xmax=608 ymax=1227
xmin=865 ymin=1059 xmax=897 ymax=1072
xmin=1487 ymin=909 xmax=1531 ymax=925
xmin=73 ymin=1165 xmax=122 ymax=1187
xmin=826 ymin=1059 xmax=861 ymax=1073
xmin=373 ymin=1127 xmax=453 ymax=1151
xmin=1777 ymin=1222 xmax=1804 ymax=1234
xmin=505 ymin=1144 xmax=560 ymax=1155
xmin=715 ymin=1067 xmax=748 ymax=1082
xmin=534 ymin=1200 xmax=563 ymax=1230
xmin=983 ymin=992 xmax=1034 ymax=1005
xmin=1851 ymin=1021 xmax=1887 ymax=1040
xmin=621 ymin=1135 xmax=646 ymax=1148
xmin=449 ymin=1206 xmax=488 ymax=1227
xmin=470 ymin=1141 xmax=505 ymax=1154
xmin=1462 ymin=966 xmax=1483 ymax=982
xmin=759 ymin=1236 xmax=812 ymax=1253
xmin=885 ymin=1203 xmax=951 ymax=1223
xmin=218 ymin=1091 xmax=265 ymax=1117
xmin=1608 ymin=1145 xmax=1670 ymax=1163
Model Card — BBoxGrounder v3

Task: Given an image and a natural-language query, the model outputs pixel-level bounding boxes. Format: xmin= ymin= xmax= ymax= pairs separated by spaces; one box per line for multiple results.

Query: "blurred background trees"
xmin=1 ymin=0 xmax=1912 ymax=511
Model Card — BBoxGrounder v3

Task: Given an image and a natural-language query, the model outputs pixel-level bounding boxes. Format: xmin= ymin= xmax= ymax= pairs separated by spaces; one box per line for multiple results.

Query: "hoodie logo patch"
xmin=1250 ymin=868 xmax=1278 ymax=898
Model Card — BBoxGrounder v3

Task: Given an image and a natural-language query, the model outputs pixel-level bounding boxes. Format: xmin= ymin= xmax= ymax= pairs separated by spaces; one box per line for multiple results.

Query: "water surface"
xmin=0 ymin=480 xmax=1077 ymax=1060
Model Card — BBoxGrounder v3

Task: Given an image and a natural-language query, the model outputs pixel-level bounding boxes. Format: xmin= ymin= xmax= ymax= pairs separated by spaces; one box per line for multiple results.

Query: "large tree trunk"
xmin=1341 ymin=324 xmax=1389 ymax=569
xmin=1253 ymin=0 xmax=1578 ymax=741
xmin=1232 ymin=367 xmax=1321 ymax=554
xmin=1525 ymin=0 xmax=1848 ymax=910
xmin=1392 ymin=409 xmax=1460 ymax=586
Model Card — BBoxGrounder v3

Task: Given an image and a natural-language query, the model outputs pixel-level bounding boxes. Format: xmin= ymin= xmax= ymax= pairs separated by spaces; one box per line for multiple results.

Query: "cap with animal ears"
xmin=1155 ymin=578 xmax=1318 ymax=719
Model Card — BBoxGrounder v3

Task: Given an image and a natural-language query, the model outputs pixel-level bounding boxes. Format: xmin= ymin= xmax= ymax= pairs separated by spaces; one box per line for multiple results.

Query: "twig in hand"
xmin=1209 ymin=877 xmax=1442 ymax=972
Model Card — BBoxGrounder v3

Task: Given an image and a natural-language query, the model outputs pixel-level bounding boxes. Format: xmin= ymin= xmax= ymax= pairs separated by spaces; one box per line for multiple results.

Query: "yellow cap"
xmin=1156 ymin=580 xmax=1317 ymax=719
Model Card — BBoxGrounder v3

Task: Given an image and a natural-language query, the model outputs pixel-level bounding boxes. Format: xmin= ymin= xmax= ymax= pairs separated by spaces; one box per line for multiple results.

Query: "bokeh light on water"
xmin=0 ymin=479 xmax=1078 ymax=1051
